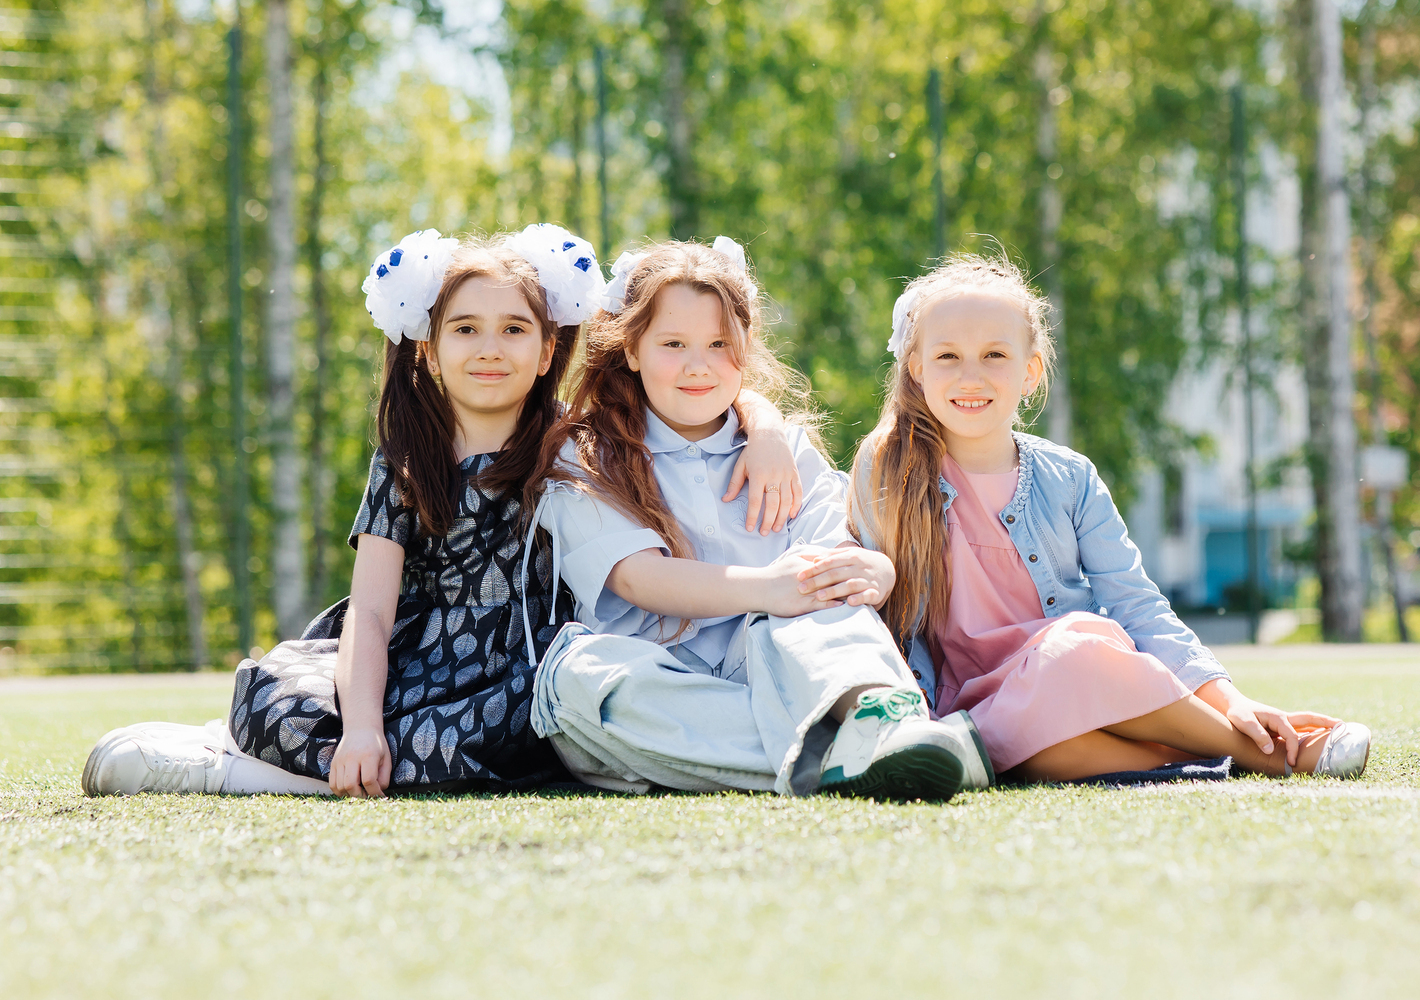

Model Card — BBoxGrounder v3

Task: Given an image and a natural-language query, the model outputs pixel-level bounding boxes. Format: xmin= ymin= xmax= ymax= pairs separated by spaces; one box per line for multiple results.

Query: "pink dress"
xmin=934 ymin=453 xmax=1191 ymax=773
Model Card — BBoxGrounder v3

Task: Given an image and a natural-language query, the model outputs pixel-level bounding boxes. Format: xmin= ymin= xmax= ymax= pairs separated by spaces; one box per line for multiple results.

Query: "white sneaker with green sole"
xmin=818 ymin=689 xmax=994 ymax=801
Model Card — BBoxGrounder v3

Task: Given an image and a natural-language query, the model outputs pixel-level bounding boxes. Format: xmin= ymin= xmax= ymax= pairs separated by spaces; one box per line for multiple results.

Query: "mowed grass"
xmin=3 ymin=647 xmax=1420 ymax=1000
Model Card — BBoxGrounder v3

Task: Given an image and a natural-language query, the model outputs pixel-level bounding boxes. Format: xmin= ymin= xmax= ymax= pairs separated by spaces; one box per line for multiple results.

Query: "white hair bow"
xmin=712 ymin=235 xmax=758 ymax=302
xmin=600 ymin=235 xmax=758 ymax=315
xmin=503 ymin=223 xmax=606 ymax=327
xmin=600 ymin=250 xmax=647 ymax=314
xmin=887 ymin=284 xmax=922 ymax=359
xmin=362 ymin=229 xmax=460 ymax=345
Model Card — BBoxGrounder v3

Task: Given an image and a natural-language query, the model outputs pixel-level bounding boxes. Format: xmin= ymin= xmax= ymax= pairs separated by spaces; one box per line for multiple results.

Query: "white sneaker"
xmin=82 ymin=725 xmax=228 ymax=797
xmin=818 ymin=689 xmax=995 ymax=801
xmin=1311 ymin=721 xmax=1371 ymax=779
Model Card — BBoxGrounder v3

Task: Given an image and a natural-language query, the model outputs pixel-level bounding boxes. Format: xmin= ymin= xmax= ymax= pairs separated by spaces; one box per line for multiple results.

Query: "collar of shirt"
xmin=643 ymin=406 xmax=746 ymax=457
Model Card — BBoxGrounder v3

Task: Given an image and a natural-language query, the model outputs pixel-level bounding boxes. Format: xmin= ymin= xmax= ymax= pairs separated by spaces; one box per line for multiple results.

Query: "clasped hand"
xmin=756 ymin=544 xmax=895 ymax=617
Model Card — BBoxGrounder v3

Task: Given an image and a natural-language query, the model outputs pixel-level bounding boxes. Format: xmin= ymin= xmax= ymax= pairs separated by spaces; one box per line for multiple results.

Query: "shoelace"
xmin=855 ymin=688 xmax=925 ymax=723
xmin=145 ymin=748 xmax=211 ymax=793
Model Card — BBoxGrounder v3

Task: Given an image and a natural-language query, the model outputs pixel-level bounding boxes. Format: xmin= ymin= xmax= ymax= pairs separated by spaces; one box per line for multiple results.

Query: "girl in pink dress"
xmin=843 ymin=254 xmax=1371 ymax=782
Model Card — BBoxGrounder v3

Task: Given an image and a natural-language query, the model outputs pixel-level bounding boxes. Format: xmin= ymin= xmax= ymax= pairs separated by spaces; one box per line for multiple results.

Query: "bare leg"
xmin=1014 ymin=730 xmax=1192 ymax=782
xmin=1102 ymin=694 xmax=1329 ymax=776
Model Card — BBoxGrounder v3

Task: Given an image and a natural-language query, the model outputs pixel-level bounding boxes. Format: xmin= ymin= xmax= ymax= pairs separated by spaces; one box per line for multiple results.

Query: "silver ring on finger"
xmin=765 ymin=485 xmax=780 ymax=493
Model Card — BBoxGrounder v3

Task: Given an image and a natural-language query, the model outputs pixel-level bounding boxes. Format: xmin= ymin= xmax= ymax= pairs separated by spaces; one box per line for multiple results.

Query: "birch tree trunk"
xmin=145 ymin=0 xmax=205 ymax=670
xmin=1310 ymin=0 xmax=1364 ymax=641
xmin=1034 ymin=27 xmax=1070 ymax=445
xmin=163 ymin=287 xmax=208 ymax=670
xmin=306 ymin=41 xmax=330 ymax=620
xmin=1356 ymin=2 xmax=1408 ymax=640
xmin=661 ymin=0 xmax=698 ymax=238
xmin=266 ymin=0 xmax=307 ymax=640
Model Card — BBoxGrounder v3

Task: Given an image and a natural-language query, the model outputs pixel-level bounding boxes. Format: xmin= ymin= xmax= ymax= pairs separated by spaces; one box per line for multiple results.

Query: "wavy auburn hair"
xmin=850 ymin=252 xmax=1055 ymax=649
xmin=377 ymin=236 xmax=577 ymax=537
xmin=539 ymin=239 xmax=819 ymax=561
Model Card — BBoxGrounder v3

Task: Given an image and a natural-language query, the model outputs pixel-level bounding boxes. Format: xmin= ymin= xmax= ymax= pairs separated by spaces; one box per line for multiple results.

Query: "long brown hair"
xmin=539 ymin=239 xmax=818 ymax=559
xmin=850 ymin=252 xmax=1055 ymax=646
xmin=377 ymin=237 xmax=577 ymax=537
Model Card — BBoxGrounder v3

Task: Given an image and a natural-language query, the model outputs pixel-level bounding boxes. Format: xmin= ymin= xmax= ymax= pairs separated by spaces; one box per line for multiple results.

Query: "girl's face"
xmin=426 ymin=274 xmax=553 ymax=430
xmin=626 ymin=282 xmax=744 ymax=441
xmin=908 ymin=290 xmax=1043 ymax=450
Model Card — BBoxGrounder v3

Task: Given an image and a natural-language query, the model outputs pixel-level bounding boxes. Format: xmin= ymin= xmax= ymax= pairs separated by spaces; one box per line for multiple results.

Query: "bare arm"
xmin=329 ymin=534 xmax=404 ymax=798
xmin=728 ymin=389 xmax=804 ymax=533
xmin=1194 ymin=677 xmax=1339 ymax=768
xmin=606 ymin=546 xmax=843 ymax=620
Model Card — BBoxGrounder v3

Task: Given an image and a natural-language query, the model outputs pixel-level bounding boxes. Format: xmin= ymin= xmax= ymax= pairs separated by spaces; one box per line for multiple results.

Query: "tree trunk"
xmin=1034 ymin=25 xmax=1070 ymax=446
xmin=661 ymin=0 xmax=697 ymax=238
xmin=306 ymin=43 xmax=330 ymax=620
xmin=92 ymin=270 xmax=144 ymax=668
xmin=568 ymin=59 xmax=584 ymax=236
xmin=145 ymin=0 xmax=205 ymax=670
xmin=1312 ymin=0 xmax=1364 ymax=641
xmin=163 ymin=286 xmax=208 ymax=671
xmin=266 ymin=0 xmax=306 ymax=640
xmin=1356 ymin=1 xmax=1408 ymax=641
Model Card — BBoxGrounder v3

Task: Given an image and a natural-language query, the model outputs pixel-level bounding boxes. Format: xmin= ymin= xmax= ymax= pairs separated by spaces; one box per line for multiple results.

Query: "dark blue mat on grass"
xmin=1068 ymin=755 xmax=1233 ymax=786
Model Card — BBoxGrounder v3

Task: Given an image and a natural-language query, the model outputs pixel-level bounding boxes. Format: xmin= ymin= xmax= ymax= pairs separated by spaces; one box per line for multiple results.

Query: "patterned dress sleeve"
xmin=348 ymin=449 xmax=415 ymax=550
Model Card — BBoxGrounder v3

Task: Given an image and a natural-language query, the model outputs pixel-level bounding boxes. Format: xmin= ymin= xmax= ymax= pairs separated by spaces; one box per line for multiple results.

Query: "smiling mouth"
xmin=952 ymin=398 xmax=991 ymax=410
xmin=678 ymin=385 xmax=716 ymax=396
xmin=469 ymin=371 xmax=510 ymax=380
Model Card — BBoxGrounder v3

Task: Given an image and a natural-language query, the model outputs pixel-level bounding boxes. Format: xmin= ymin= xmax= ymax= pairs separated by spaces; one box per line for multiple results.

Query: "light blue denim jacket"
xmin=855 ymin=431 xmax=1229 ymax=701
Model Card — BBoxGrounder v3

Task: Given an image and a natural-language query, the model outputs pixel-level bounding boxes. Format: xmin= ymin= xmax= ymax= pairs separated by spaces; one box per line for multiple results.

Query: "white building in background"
xmin=1125 ymin=142 xmax=1315 ymax=615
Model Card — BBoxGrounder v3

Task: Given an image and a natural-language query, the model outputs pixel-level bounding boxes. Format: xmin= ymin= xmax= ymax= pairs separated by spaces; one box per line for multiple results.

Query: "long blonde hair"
xmin=539 ymin=239 xmax=820 ymax=559
xmin=850 ymin=253 xmax=1055 ymax=645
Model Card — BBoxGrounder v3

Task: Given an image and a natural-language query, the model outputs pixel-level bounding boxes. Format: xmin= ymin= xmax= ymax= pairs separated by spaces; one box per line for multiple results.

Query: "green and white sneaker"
xmin=82 ymin=724 xmax=228 ymax=797
xmin=819 ymin=689 xmax=994 ymax=802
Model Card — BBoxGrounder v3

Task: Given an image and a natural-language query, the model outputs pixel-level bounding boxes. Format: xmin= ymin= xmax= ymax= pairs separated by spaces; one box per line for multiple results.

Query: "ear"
xmin=538 ymin=332 xmax=556 ymax=377
xmin=422 ymin=342 xmax=440 ymax=378
xmin=624 ymin=343 xmax=641 ymax=372
xmin=906 ymin=347 xmax=923 ymax=386
xmin=1023 ymin=352 xmax=1044 ymax=396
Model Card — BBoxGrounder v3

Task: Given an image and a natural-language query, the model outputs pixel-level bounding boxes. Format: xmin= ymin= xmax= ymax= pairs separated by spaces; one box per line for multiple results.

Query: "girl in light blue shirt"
xmin=525 ymin=238 xmax=993 ymax=801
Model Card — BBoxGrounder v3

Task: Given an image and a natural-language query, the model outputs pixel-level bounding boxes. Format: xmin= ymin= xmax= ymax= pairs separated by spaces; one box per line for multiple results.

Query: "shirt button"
xmin=695 ymin=475 xmax=705 ymax=483
xmin=1005 ymin=514 xmax=1015 ymax=524
xmin=1028 ymin=553 xmax=1038 ymax=563
xmin=704 ymin=525 xmax=715 ymax=535
xmin=1046 ymin=596 xmax=1055 ymax=606
xmin=687 ymin=445 xmax=698 ymax=457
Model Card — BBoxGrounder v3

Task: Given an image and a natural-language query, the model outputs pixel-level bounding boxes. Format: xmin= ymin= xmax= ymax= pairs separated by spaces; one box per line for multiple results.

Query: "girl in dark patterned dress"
xmin=82 ymin=225 xmax=805 ymax=798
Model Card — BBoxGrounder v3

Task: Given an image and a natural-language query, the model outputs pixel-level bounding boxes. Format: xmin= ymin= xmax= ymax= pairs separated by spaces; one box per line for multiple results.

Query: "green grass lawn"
xmin=3 ymin=645 xmax=1420 ymax=999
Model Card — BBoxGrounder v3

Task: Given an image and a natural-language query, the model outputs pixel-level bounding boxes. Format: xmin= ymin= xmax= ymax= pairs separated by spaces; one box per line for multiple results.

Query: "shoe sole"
xmin=950 ymin=710 xmax=996 ymax=789
xmin=820 ymin=744 xmax=965 ymax=802
xmin=81 ymin=727 xmax=137 ymax=797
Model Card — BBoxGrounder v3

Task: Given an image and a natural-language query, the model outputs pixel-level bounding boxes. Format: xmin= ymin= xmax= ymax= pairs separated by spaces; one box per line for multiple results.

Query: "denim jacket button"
xmin=1046 ymin=596 xmax=1055 ymax=605
xmin=1005 ymin=514 xmax=1015 ymax=524
xmin=1028 ymin=553 xmax=1038 ymax=563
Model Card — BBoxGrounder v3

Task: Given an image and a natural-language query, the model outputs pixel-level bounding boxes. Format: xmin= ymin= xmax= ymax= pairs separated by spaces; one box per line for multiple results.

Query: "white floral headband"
xmin=362 ymin=224 xmax=605 ymax=345
xmin=599 ymin=235 xmax=756 ymax=314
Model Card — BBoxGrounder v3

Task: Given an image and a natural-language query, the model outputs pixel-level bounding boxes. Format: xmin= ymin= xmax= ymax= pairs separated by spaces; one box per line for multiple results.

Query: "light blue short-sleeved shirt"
xmin=539 ymin=407 xmax=851 ymax=670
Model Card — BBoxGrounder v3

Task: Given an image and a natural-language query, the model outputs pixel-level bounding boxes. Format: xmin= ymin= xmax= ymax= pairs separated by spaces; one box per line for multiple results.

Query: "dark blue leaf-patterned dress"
xmin=227 ymin=450 xmax=572 ymax=793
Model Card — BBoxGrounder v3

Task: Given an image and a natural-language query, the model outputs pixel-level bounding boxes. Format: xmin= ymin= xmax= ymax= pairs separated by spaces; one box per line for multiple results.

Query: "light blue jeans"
xmin=530 ymin=604 xmax=915 ymax=796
